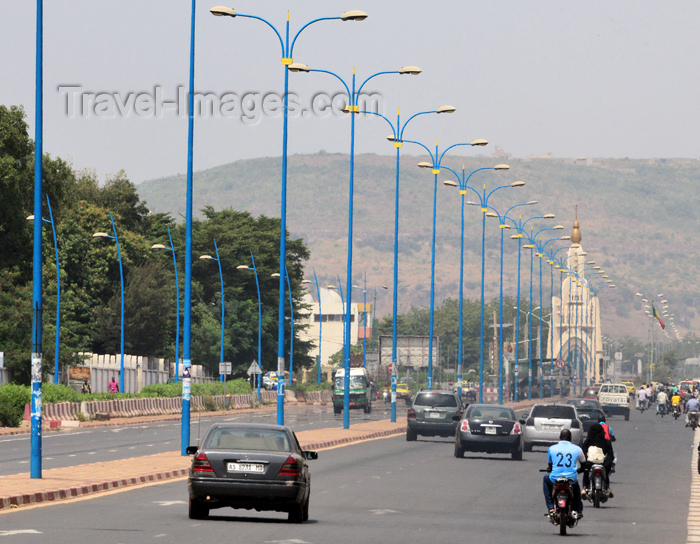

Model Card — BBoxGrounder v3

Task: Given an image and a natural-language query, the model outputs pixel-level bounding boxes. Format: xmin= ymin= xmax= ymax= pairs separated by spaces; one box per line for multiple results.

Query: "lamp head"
xmin=301 ymin=279 xmax=312 ymax=284
xmin=471 ymin=139 xmax=488 ymax=146
xmin=560 ymin=235 xmax=571 ymax=240
xmin=210 ymin=6 xmax=237 ymax=17
xmin=511 ymin=181 xmax=525 ymax=187
xmin=326 ymin=285 xmax=336 ymax=290
xmin=199 ymin=255 xmax=213 ymax=260
xmin=271 ymin=273 xmax=281 ymax=278
xmin=26 ymin=215 xmax=35 ymax=221
xmin=399 ymin=66 xmax=422 ymax=75
xmin=288 ymin=63 xmax=310 ymax=73
xmin=494 ymin=164 xmax=509 ymax=170
xmin=553 ymin=225 xmax=564 ymax=230
xmin=93 ymin=232 xmax=109 ymax=238
xmin=443 ymin=180 xmax=458 ymax=187
xmin=386 ymin=135 xmax=396 ymax=142
xmin=341 ymin=10 xmax=368 ymax=21
xmin=436 ymin=105 xmax=456 ymax=114
xmin=485 ymin=211 xmax=498 ymax=218
xmin=417 ymin=161 xmax=432 ymax=169
xmin=526 ymin=200 xmax=538 ymax=205
xmin=236 ymin=265 xmax=250 ymax=270
xmin=151 ymin=244 xmax=166 ymax=249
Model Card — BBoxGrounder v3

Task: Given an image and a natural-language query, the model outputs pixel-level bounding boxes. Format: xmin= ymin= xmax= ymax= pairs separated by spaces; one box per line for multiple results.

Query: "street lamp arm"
xmin=504 ymin=200 xmax=537 ymax=220
xmin=486 ymin=181 xmax=518 ymax=202
xmin=306 ymin=68 xmax=352 ymax=100
xmin=356 ymin=70 xmax=402 ymax=96
xmin=223 ymin=12 xmax=286 ymax=56
xmin=438 ymin=141 xmax=474 ymax=164
xmin=290 ymin=16 xmax=343 ymax=56
xmin=358 ymin=109 xmax=397 ymax=139
xmin=398 ymin=109 xmax=438 ymax=140
xmin=402 ymin=138 xmax=436 ymax=164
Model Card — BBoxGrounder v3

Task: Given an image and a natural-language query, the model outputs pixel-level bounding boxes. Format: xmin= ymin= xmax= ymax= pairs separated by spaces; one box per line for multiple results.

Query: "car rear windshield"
xmin=413 ymin=393 xmax=458 ymax=407
xmin=205 ymin=428 xmax=291 ymax=452
xmin=601 ymin=385 xmax=626 ymax=394
xmin=531 ymin=405 xmax=576 ymax=419
xmin=468 ymin=406 xmax=514 ymax=420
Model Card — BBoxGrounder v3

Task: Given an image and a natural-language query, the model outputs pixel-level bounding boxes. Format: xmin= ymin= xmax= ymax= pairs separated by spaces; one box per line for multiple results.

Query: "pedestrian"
xmin=108 ymin=376 xmax=119 ymax=393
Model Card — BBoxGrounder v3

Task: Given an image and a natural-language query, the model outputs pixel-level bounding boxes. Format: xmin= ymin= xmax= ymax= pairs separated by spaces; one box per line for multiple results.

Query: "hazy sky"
xmin=3 ymin=1 xmax=700 ymax=184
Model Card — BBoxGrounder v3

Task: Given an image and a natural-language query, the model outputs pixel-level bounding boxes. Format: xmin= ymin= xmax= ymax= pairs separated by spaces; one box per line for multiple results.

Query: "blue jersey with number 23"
xmin=547 ymin=440 xmax=585 ymax=482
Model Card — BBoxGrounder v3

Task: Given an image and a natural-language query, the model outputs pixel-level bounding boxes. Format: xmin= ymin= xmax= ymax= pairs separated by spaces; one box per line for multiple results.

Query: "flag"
xmin=652 ymin=303 xmax=665 ymax=330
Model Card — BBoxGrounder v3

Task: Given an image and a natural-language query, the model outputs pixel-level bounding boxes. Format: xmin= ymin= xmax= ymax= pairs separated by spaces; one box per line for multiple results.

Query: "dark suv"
xmin=406 ymin=390 xmax=462 ymax=441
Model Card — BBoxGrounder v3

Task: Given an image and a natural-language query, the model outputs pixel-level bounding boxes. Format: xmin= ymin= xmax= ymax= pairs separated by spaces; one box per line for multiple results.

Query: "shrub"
xmin=0 ymin=384 xmax=31 ymax=427
xmin=42 ymin=383 xmax=82 ymax=403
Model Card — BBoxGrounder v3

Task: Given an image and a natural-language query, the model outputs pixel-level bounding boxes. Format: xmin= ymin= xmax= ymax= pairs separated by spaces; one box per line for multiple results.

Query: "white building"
xmin=299 ymin=287 xmax=365 ymax=369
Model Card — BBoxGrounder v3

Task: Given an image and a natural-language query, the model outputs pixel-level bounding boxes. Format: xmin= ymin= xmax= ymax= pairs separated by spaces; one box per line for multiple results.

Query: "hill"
xmin=137 ymin=152 xmax=700 ymax=341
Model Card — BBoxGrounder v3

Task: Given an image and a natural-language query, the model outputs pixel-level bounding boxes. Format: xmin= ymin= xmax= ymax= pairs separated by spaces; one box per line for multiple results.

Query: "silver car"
xmin=519 ymin=403 xmax=583 ymax=451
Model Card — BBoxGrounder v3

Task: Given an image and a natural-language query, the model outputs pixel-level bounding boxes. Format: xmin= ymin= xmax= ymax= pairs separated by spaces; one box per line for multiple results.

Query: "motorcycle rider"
xmin=656 ymin=389 xmax=669 ymax=414
xmin=637 ymin=386 xmax=647 ymax=410
xmin=685 ymin=395 xmax=700 ymax=427
xmin=598 ymin=414 xmax=617 ymax=473
xmin=581 ymin=422 xmax=614 ymax=499
xmin=543 ymin=429 xmax=585 ymax=519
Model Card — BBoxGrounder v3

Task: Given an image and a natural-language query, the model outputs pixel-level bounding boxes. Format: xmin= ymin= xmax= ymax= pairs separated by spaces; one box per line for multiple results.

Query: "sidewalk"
xmin=0 ymin=395 xmax=554 ymax=510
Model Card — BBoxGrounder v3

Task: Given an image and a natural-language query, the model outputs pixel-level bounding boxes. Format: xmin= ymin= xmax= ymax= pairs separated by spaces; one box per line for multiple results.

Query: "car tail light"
xmin=511 ymin=422 xmax=521 ymax=435
xmin=278 ymin=455 xmax=301 ymax=476
xmin=461 ymin=419 xmax=470 ymax=432
xmin=407 ymin=408 xmax=416 ymax=419
xmin=192 ymin=452 xmax=214 ymax=473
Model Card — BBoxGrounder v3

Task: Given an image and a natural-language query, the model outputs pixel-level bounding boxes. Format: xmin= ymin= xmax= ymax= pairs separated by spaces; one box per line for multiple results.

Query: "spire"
xmin=571 ymin=205 xmax=581 ymax=244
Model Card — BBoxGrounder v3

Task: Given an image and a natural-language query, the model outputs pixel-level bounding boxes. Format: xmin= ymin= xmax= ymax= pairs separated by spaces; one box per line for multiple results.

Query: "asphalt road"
xmin=0 ymin=407 xmax=692 ymax=543
xmin=0 ymin=401 xmax=407 ymax=476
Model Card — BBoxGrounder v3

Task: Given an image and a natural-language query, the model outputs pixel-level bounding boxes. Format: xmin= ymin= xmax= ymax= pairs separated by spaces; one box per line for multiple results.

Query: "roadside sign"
xmin=247 ymin=360 xmax=261 ymax=375
xmin=219 ymin=362 xmax=232 ymax=375
xmin=614 ymin=352 xmax=622 ymax=361
xmin=555 ymin=358 xmax=566 ymax=370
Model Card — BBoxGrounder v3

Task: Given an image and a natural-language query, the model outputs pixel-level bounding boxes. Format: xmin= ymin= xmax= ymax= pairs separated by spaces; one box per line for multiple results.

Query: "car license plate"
xmin=428 ymin=411 xmax=442 ymax=419
xmin=485 ymin=426 xmax=497 ymax=435
xmin=543 ymin=424 xmax=559 ymax=430
xmin=227 ymin=462 xmax=264 ymax=473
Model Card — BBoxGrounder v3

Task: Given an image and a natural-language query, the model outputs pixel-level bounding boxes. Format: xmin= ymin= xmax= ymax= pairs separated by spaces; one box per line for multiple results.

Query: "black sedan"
xmin=186 ymin=423 xmax=317 ymax=522
xmin=454 ymin=404 xmax=523 ymax=460
xmin=575 ymin=407 xmax=606 ymax=432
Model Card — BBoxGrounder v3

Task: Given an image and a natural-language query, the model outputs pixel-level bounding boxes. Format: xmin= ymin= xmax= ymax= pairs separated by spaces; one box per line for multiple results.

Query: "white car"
xmin=519 ymin=403 xmax=583 ymax=452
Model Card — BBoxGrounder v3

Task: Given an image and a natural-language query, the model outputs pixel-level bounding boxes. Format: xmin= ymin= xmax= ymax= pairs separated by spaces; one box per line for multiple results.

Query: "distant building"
xmin=299 ymin=287 xmax=361 ymax=368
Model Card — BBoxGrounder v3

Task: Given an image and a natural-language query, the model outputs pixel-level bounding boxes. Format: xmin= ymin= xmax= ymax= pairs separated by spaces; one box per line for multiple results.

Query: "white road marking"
xmin=154 ymin=501 xmax=186 ymax=506
xmin=0 ymin=530 xmax=42 ymax=536
xmin=369 ymin=509 xmax=401 ymax=515
xmin=688 ymin=428 xmax=700 ymax=543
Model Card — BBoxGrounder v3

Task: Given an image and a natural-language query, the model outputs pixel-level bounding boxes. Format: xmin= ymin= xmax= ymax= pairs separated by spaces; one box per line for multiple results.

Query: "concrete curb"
xmin=0 ymin=468 xmax=191 ymax=510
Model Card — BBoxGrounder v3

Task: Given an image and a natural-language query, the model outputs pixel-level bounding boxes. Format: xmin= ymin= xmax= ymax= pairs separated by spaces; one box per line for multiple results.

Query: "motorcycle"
xmin=542 ymin=471 xmax=580 ymax=536
xmin=657 ymin=402 xmax=667 ymax=417
xmin=382 ymin=389 xmax=390 ymax=404
xmin=673 ymin=403 xmax=681 ymax=420
xmin=638 ymin=398 xmax=647 ymax=412
xmin=585 ymin=464 xmax=609 ymax=508
xmin=689 ymin=411 xmax=699 ymax=430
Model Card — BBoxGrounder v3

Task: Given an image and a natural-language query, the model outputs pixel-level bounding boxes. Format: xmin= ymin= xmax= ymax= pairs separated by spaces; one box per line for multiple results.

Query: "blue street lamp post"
xmin=237 ymin=251 xmax=262 ymax=401
xmin=291 ymin=63 xmax=421 ymax=428
xmin=443 ymin=165 xmax=515 ymax=400
xmin=210 ymin=5 xmax=367 ymax=429
xmin=152 ymin=227 xmax=180 ymax=382
xmin=465 ymin=179 xmax=526 ymax=402
xmin=482 ymin=201 xmax=540 ymax=404
xmin=93 ymin=214 xmax=125 ymax=394
xmin=507 ymin=214 xmax=555 ymax=401
xmin=302 ymin=269 xmax=323 ymax=385
xmin=199 ymin=241 xmax=225 ymax=382
xmin=402 ymin=139 xmax=489 ymax=392
xmin=272 ymin=267 xmax=294 ymax=386
xmin=358 ymin=104 xmax=456 ymax=415
xmin=28 ymin=195 xmax=61 ymax=384
xmin=181 ymin=0 xmax=197 ymax=456
xmin=30 ymin=0 xmax=44 ymax=478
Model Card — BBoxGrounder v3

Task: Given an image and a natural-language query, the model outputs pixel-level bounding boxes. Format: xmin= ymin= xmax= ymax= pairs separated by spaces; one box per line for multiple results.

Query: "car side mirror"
xmin=519 ymin=419 xmax=527 ymax=425
xmin=303 ymin=450 xmax=318 ymax=460
xmin=185 ymin=445 xmax=198 ymax=455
